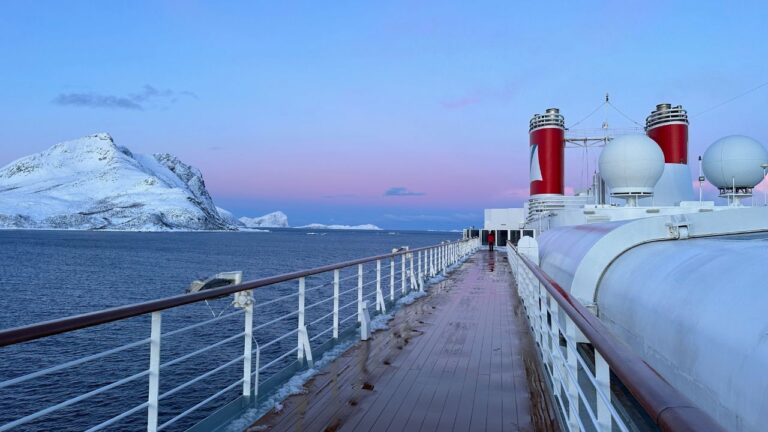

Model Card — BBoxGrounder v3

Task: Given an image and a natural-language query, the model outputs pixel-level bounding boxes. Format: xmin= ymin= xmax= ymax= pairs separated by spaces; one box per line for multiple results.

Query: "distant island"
xmin=0 ymin=134 xmax=383 ymax=232
xmin=296 ymin=223 xmax=382 ymax=231
xmin=239 ymin=211 xmax=289 ymax=228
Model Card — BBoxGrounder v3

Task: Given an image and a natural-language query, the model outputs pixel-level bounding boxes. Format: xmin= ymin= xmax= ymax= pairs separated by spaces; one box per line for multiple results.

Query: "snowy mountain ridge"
xmin=0 ymin=133 xmax=234 ymax=231
xmin=239 ymin=211 xmax=289 ymax=228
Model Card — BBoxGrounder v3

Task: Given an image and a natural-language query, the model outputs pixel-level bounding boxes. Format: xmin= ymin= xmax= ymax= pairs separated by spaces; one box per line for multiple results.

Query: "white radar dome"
xmin=599 ymin=134 xmax=665 ymax=196
xmin=702 ymin=135 xmax=768 ymax=189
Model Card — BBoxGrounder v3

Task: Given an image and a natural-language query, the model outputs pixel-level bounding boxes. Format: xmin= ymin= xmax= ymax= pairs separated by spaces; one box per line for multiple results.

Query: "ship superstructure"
xmin=480 ymin=102 xmax=768 ymax=432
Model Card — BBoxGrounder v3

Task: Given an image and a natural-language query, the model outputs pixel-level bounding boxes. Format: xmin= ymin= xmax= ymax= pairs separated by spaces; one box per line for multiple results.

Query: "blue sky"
xmin=0 ymin=1 xmax=767 ymax=229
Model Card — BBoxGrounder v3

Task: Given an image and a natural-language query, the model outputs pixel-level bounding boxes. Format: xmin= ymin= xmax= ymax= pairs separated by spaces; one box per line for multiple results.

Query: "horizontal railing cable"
xmin=254 ymin=292 xmax=300 ymax=309
xmin=308 ymin=310 xmax=335 ymax=327
xmin=304 ymin=296 xmax=335 ymax=311
xmin=158 ymin=378 xmax=244 ymax=431
xmin=159 ymin=355 xmax=244 ymax=402
xmin=309 ymin=326 xmax=333 ymax=342
xmin=0 ymin=370 xmax=149 ymax=432
xmin=259 ymin=328 xmax=299 ymax=350
xmin=160 ymin=332 xmax=244 ymax=370
xmin=163 ymin=309 xmax=244 ymax=339
xmin=83 ymin=401 xmax=149 ymax=432
xmin=252 ymin=311 xmax=299 ymax=333
xmin=0 ymin=337 xmax=149 ymax=389
xmin=258 ymin=347 xmax=300 ymax=372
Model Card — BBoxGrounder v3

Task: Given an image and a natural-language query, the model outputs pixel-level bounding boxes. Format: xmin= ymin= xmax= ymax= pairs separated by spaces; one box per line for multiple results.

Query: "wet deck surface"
xmin=248 ymin=250 xmax=557 ymax=432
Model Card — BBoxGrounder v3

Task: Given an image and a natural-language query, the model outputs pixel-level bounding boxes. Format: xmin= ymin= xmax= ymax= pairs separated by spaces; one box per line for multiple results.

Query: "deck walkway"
xmin=247 ymin=250 xmax=558 ymax=432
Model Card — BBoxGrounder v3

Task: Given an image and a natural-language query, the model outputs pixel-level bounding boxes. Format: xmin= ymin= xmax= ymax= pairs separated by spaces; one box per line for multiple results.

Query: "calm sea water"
xmin=0 ymin=229 xmax=460 ymax=431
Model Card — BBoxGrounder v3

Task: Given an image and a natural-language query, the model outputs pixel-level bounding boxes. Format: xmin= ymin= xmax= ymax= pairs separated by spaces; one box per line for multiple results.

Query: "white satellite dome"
xmin=702 ymin=135 xmax=768 ymax=189
xmin=599 ymin=134 xmax=665 ymax=202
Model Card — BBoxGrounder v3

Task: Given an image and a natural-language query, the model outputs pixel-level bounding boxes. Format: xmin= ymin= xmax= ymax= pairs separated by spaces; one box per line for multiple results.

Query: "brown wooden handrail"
xmin=509 ymin=240 xmax=724 ymax=432
xmin=0 ymin=238 xmax=474 ymax=348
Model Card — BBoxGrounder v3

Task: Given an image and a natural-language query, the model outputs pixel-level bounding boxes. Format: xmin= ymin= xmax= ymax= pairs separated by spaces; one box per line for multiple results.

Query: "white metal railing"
xmin=527 ymin=195 xmax=590 ymax=220
xmin=0 ymin=237 xmax=480 ymax=432
xmin=508 ymin=243 xmax=624 ymax=432
xmin=507 ymin=238 xmax=724 ymax=432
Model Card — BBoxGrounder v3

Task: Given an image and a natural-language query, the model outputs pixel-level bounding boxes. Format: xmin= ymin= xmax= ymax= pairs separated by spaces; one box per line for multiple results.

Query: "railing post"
xmin=357 ymin=264 xmax=363 ymax=322
xmin=442 ymin=244 xmax=447 ymax=275
xmin=298 ymin=277 xmax=305 ymax=360
xmin=532 ymin=281 xmax=542 ymax=348
xmin=254 ymin=341 xmax=260 ymax=399
xmin=443 ymin=244 xmax=448 ymax=274
xmin=376 ymin=259 xmax=386 ymax=313
xmin=297 ymin=326 xmax=313 ymax=368
xmin=360 ymin=301 xmax=371 ymax=341
xmin=333 ymin=270 xmax=340 ymax=339
xmin=596 ymin=350 xmax=612 ymax=432
xmin=550 ymin=300 xmax=561 ymax=399
xmin=147 ymin=311 xmax=162 ymax=432
xmin=401 ymin=253 xmax=406 ymax=294
xmin=390 ymin=256 xmax=395 ymax=301
xmin=409 ymin=251 xmax=416 ymax=291
xmin=427 ymin=248 xmax=432 ymax=276
xmin=242 ymin=292 xmax=254 ymax=397
xmin=431 ymin=247 xmax=435 ymax=276
xmin=541 ymin=291 xmax=552 ymax=370
xmin=565 ymin=319 xmax=580 ymax=430
xmin=417 ymin=250 xmax=423 ymax=291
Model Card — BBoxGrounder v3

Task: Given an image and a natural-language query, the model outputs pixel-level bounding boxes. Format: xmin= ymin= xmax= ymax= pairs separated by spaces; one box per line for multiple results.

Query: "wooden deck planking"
xmin=247 ymin=251 xmax=558 ymax=432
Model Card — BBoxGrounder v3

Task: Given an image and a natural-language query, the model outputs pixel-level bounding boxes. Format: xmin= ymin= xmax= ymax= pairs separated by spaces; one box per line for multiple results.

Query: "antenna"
xmin=762 ymin=163 xmax=768 ymax=206
xmin=698 ymin=155 xmax=704 ymax=203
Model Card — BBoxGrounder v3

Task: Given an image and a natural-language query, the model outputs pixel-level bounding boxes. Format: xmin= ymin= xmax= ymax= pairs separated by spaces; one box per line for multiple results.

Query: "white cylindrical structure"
xmin=597 ymin=236 xmax=768 ymax=432
xmin=536 ymin=211 xmax=768 ymax=432
xmin=529 ymin=108 xmax=565 ymax=197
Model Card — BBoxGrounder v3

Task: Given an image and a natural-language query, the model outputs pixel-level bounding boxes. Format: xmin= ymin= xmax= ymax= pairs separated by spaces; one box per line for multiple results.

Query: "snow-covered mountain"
xmin=0 ymin=133 xmax=235 ymax=231
xmin=216 ymin=207 xmax=244 ymax=227
xmin=239 ymin=211 xmax=289 ymax=228
xmin=297 ymin=223 xmax=382 ymax=231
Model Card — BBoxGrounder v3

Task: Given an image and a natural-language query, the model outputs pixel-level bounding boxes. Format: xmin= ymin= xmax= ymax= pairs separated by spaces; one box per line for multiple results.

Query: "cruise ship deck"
xmin=249 ymin=251 xmax=558 ymax=432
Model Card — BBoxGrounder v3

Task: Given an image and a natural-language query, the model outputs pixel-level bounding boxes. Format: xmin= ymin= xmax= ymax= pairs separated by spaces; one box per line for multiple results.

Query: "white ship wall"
xmin=640 ymin=163 xmax=696 ymax=206
xmin=484 ymin=208 xmax=524 ymax=230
